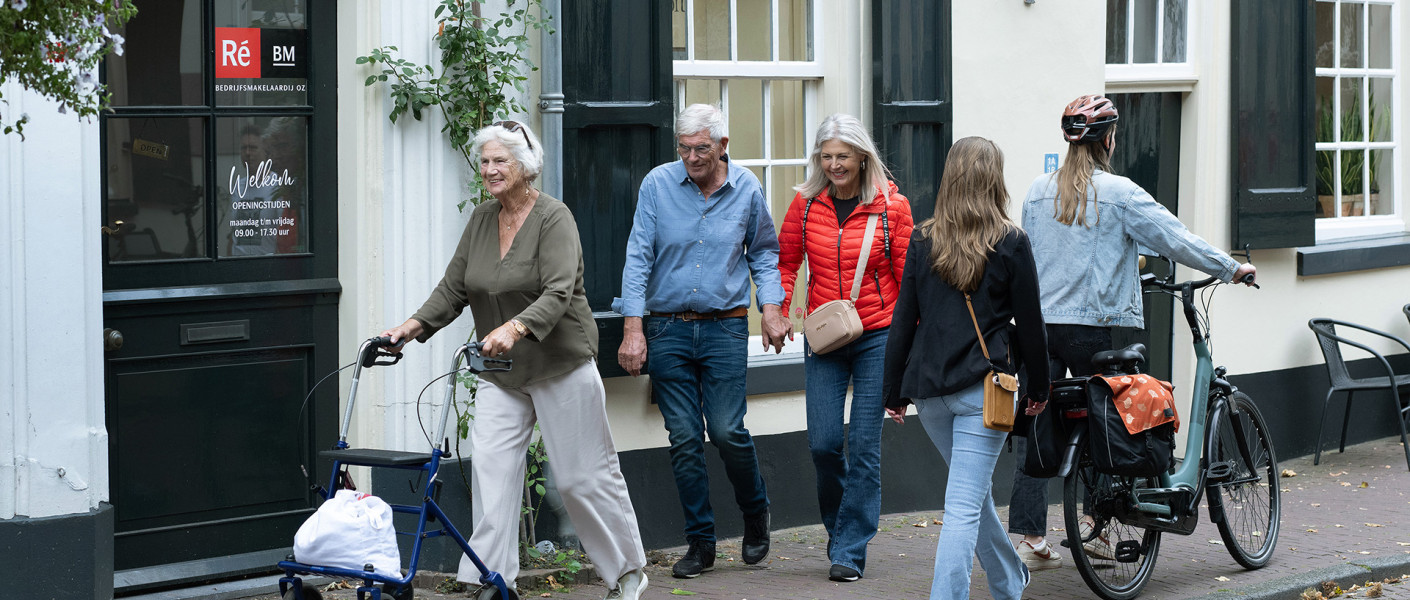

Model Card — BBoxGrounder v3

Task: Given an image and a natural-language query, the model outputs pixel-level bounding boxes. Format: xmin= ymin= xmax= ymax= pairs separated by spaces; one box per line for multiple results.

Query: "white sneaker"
xmin=1016 ymin=539 xmax=1063 ymax=570
xmin=605 ymin=568 xmax=648 ymax=600
xmin=1079 ymin=520 xmax=1116 ymax=561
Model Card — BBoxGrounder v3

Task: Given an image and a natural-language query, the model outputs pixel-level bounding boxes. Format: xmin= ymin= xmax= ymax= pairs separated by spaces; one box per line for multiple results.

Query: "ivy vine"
xmin=357 ymin=0 xmax=552 ymax=209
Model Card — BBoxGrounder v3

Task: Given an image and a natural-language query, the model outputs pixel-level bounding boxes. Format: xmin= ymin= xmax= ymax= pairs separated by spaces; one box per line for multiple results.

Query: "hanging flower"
xmin=9 ymin=0 xmax=29 ymax=11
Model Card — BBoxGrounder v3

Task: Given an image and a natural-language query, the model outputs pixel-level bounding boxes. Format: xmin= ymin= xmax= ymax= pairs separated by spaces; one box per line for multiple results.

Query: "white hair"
xmin=795 ymin=113 xmax=894 ymax=204
xmin=471 ymin=122 xmax=544 ymax=181
xmin=675 ymin=103 xmax=727 ymax=143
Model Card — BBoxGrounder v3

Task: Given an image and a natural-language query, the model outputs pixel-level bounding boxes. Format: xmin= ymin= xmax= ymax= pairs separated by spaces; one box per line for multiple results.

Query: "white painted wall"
xmin=0 ymin=84 xmax=108 ymax=519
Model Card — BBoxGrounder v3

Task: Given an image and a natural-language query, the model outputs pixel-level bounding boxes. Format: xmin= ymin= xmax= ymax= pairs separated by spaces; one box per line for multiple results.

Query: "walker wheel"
xmin=382 ymin=583 xmax=414 ymax=600
xmin=280 ymin=582 xmax=324 ymax=600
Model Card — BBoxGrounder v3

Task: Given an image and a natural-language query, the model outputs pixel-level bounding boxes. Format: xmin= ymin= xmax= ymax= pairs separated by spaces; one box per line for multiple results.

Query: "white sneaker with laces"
xmin=1016 ymin=539 xmax=1063 ymax=570
xmin=1079 ymin=520 xmax=1117 ymax=561
xmin=605 ymin=568 xmax=648 ymax=600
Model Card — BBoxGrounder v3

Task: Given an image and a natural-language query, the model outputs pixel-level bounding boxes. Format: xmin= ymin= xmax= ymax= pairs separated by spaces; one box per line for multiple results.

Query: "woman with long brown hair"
xmin=1006 ymin=95 xmax=1256 ymax=571
xmin=882 ymin=136 xmax=1050 ymax=600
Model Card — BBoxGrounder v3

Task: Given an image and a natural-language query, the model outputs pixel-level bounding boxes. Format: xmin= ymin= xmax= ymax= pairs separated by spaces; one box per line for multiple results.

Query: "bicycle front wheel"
xmin=1207 ymin=391 xmax=1281 ymax=569
xmin=1063 ymin=447 xmax=1163 ymax=600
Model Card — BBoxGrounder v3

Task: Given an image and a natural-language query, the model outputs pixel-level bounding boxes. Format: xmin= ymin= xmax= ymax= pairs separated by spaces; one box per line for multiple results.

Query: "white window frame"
xmin=1314 ymin=0 xmax=1403 ymax=242
xmin=1105 ymin=0 xmax=1198 ymax=91
xmin=674 ymin=0 xmax=822 ymax=356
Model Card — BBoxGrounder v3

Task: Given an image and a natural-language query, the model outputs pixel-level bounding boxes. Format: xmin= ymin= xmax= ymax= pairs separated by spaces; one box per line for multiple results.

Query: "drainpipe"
xmin=538 ymin=0 xmax=564 ymax=199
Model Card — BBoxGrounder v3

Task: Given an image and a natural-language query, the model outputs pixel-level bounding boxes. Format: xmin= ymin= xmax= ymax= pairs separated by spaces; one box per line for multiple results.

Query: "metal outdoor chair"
xmin=1307 ymin=318 xmax=1410 ymax=471
xmin=1404 ymin=303 xmax=1409 ymax=326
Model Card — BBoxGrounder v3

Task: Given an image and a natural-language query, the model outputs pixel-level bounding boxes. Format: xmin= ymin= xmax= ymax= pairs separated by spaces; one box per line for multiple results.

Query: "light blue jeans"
xmin=915 ymin=382 xmax=1029 ymax=600
xmin=804 ymin=328 xmax=887 ymax=574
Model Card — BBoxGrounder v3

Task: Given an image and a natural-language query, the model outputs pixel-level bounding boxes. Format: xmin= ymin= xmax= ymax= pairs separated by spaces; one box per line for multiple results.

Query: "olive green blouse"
xmin=411 ymin=192 xmax=597 ymax=388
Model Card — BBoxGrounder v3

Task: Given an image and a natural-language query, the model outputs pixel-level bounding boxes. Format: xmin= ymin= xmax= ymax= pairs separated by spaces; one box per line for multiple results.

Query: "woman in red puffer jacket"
xmin=776 ymin=113 xmax=912 ymax=583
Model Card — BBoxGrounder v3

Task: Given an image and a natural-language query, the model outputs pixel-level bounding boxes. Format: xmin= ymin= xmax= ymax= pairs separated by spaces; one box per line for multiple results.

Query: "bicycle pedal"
xmin=1206 ymin=460 xmax=1235 ymax=481
xmin=1114 ymin=540 xmax=1143 ymax=563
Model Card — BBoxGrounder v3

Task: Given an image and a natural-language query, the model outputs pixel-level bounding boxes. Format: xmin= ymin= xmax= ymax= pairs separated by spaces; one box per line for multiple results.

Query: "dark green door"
xmin=100 ymin=0 xmax=339 ymax=589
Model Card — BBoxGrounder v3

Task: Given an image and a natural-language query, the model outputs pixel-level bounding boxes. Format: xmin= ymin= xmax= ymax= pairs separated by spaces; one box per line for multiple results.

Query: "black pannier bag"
xmin=1021 ymin=377 xmax=1088 ymax=478
xmin=1086 ymin=375 xmax=1178 ymax=477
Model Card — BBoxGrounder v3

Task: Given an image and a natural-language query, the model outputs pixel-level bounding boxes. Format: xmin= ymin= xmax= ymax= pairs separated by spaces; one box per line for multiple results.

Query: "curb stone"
xmin=1190 ymin=555 xmax=1410 ymax=600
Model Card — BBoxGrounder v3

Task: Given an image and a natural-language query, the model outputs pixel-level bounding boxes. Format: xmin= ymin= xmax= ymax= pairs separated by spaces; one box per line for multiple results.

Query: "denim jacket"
xmin=1020 ymin=170 xmax=1238 ymax=329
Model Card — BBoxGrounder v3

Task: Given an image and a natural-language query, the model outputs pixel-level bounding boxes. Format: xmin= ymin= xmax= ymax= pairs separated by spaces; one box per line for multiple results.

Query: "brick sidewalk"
xmin=534 ymin=435 xmax=1410 ymax=600
xmin=238 ymin=436 xmax=1410 ymax=600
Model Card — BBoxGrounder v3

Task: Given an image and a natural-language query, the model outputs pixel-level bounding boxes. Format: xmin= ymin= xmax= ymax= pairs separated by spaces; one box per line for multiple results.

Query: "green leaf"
xmin=534 ymin=483 xmax=546 ymax=496
xmin=365 ymin=75 xmax=377 ymax=86
xmin=355 ymin=56 xmax=369 ymax=64
xmin=670 ymin=590 xmax=698 ymax=596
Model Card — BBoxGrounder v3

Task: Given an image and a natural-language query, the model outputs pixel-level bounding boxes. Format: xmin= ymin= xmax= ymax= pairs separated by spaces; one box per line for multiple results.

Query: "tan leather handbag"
xmin=965 ymin=293 xmax=1019 ymax=432
xmin=803 ymin=213 xmax=879 ymax=355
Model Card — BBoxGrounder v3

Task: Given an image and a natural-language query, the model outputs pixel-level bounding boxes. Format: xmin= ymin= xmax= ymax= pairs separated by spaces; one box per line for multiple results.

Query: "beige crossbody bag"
xmin=802 ymin=213 xmax=879 ymax=355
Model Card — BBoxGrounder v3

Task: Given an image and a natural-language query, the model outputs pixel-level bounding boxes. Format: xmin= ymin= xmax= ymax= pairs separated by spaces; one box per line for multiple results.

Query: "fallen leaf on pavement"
xmin=1359 ymin=551 xmax=1372 ymax=554
xmin=1282 ymin=469 xmax=1298 ymax=477
xmin=1341 ymin=482 xmax=1353 ymax=487
xmin=914 ymin=522 xmax=928 ymax=528
xmin=1366 ymin=581 xmax=1384 ymax=598
xmin=1331 ymin=471 xmax=1348 ymax=476
xmin=539 ymin=594 xmax=552 ymax=598
xmin=1308 ymin=529 xmax=1319 ymax=533
xmin=1215 ymin=576 xmax=1231 ymax=582
xmin=1366 ymin=523 xmax=1384 ymax=527
xmin=1360 ymin=482 xmax=1369 ymax=488
xmin=1312 ymin=503 xmax=1322 ymax=507
xmin=548 ymin=575 xmax=563 ymax=590
xmin=1209 ymin=539 xmax=1225 ymax=545
xmin=670 ymin=589 xmax=697 ymax=596
xmin=934 ymin=519 xmax=943 ymax=525
xmin=1397 ymin=542 xmax=1410 ymax=546
xmin=1335 ymin=524 xmax=1345 ymax=528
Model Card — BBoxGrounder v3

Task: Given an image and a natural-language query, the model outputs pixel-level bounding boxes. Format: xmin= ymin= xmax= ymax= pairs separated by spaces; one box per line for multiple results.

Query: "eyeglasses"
xmin=494 ymin=120 xmax=533 ymax=150
xmin=676 ymin=143 xmax=716 ymax=158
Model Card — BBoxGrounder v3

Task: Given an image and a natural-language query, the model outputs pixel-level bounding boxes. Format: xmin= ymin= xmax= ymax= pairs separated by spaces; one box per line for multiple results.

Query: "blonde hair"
xmin=1053 ymin=130 xmax=1114 ymax=226
xmin=795 ymin=114 xmax=893 ymax=203
xmin=921 ymin=136 xmax=1014 ymax=293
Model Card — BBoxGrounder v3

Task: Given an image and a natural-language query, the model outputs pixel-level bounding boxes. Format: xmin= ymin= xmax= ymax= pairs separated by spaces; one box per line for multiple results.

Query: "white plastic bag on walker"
xmin=293 ymin=489 xmax=402 ymax=578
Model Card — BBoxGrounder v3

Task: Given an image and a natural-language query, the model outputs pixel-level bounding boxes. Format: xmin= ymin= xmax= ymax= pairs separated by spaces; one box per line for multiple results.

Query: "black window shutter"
xmin=1230 ymin=0 xmax=1317 ymax=249
xmin=560 ymin=1 xmax=674 ymax=377
xmin=871 ymin=0 xmax=952 ymax=222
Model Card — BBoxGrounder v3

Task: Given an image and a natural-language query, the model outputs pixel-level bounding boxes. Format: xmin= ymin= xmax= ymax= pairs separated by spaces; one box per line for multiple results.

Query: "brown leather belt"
xmin=657 ymin=307 xmax=749 ymax=321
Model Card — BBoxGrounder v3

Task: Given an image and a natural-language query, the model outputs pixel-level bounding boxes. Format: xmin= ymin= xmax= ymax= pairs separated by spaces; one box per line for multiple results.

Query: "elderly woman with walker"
xmin=381 ymin=121 xmax=649 ymax=600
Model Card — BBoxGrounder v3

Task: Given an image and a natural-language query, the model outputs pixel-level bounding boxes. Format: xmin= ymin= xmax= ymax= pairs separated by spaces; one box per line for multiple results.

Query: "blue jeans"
xmin=804 ymin=329 xmax=886 ymax=573
xmin=1009 ymin=324 xmax=1112 ymax=536
xmin=916 ymin=382 xmax=1028 ymax=600
xmin=647 ymin=316 xmax=769 ymax=543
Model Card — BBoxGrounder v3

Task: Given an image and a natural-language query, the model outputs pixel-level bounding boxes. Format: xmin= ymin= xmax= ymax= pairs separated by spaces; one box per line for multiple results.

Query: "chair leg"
xmin=1394 ymin=387 xmax=1410 ymax=472
xmin=1315 ymin=389 xmax=1336 ymax=466
xmin=1339 ymin=390 xmax=1356 ymax=454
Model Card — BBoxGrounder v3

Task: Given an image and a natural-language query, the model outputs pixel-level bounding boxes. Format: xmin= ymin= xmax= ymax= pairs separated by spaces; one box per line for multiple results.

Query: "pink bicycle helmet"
xmin=1061 ymin=95 xmax=1119 ymax=143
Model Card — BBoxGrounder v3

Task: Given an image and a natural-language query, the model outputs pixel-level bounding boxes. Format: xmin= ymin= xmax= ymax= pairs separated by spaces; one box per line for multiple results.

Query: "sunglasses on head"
xmin=494 ymin=120 xmax=533 ymax=150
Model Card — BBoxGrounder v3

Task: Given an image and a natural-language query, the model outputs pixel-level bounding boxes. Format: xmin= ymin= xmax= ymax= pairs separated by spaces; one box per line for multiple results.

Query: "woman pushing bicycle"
xmin=1006 ymin=94 xmax=1258 ymax=572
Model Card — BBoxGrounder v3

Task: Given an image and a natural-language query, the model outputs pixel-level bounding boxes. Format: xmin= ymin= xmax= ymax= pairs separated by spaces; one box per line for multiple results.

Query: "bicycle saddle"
xmin=1091 ymin=343 xmax=1147 ymax=373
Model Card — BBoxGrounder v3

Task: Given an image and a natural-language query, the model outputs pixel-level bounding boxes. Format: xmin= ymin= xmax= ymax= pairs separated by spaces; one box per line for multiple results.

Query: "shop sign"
xmin=214 ymin=27 xmax=308 ymax=94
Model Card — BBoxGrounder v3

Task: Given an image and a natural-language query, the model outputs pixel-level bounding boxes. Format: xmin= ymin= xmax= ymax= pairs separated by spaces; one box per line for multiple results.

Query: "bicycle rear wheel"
xmin=1064 ymin=446 xmax=1163 ymax=600
xmin=1207 ymin=391 xmax=1280 ymax=569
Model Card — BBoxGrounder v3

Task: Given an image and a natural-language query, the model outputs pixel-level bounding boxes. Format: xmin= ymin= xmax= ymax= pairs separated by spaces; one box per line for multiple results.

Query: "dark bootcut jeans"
xmin=1008 ymin=324 xmax=1112 ymax=536
xmin=646 ymin=315 xmax=770 ymax=544
xmin=803 ymin=328 xmax=887 ymax=574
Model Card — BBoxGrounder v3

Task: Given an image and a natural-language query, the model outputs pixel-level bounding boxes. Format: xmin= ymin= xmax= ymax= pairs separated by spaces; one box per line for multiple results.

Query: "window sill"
xmin=1296 ymin=233 xmax=1410 ymax=276
xmin=594 ymin=311 xmax=807 ymax=394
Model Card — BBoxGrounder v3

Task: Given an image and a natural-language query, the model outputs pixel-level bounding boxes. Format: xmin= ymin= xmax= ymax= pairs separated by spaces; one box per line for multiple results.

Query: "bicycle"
xmin=1055 ymin=256 xmax=1280 ymax=600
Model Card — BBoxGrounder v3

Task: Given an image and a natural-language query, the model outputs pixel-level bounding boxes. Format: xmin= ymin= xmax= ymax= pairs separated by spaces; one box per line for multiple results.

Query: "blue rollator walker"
xmin=277 ymin=337 xmax=517 ymax=600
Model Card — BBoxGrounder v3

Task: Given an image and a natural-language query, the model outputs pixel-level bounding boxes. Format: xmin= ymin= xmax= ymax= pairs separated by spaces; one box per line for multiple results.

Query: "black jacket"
xmin=883 ymin=227 xmax=1050 ymax=409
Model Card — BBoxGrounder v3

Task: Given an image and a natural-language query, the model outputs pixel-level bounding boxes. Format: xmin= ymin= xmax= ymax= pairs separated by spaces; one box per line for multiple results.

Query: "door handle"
xmin=101 ymin=220 xmax=126 ymax=236
xmin=104 ymin=328 xmax=123 ymax=352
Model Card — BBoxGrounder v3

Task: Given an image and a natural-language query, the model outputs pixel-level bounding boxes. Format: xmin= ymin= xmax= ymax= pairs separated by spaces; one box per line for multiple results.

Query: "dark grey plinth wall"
xmin=1 ymin=503 xmax=114 ymax=599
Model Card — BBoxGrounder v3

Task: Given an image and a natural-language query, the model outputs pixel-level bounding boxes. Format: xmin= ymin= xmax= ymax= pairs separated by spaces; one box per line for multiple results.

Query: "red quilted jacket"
xmin=779 ymin=182 xmax=913 ymax=331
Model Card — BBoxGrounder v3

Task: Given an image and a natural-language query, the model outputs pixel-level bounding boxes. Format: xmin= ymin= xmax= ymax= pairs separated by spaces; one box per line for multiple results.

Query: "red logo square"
xmin=216 ymin=28 xmax=262 ymax=78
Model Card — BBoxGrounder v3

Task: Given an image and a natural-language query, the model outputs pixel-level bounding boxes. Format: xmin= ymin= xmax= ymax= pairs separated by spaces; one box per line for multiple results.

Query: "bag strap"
xmin=850 ymin=213 xmax=880 ymax=301
xmin=963 ymin=293 xmax=992 ymax=362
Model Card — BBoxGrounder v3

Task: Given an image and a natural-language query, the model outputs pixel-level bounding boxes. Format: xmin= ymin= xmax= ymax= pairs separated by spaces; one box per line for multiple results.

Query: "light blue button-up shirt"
xmin=613 ymin=157 xmax=785 ymax=317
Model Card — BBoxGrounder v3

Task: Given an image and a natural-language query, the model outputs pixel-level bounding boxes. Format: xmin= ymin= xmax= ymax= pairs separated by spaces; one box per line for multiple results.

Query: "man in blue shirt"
xmin=614 ymin=103 xmax=792 ymax=579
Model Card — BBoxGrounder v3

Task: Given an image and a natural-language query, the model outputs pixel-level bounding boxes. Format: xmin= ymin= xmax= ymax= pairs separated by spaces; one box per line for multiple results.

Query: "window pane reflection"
xmin=105 ymin=117 xmax=206 ymax=261
xmin=737 ymin=0 xmax=771 ymax=61
xmin=107 ymin=0 xmax=203 ymax=106
xmin=217 ymin=117 xmax=309 ymax=257
xmin=778 ymin=0 xmax=812 ymax=61
xmin=693 ymin=0 xmax=731 ymax=60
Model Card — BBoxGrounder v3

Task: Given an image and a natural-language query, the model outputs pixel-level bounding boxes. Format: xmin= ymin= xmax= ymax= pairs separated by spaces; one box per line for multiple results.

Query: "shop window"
xmin=672 ymin=0 xmax=818 ymax=352
xmin=1314 ymin=0 xmax=1401 ymax=241
xmin=1106 ymin=0 xmax=1194 ymax=84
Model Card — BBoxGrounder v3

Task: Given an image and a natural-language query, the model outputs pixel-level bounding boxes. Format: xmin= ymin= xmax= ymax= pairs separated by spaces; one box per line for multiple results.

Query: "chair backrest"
xmin=1403 ymin=303 xmax=1409 ymax=327
xmin=1308 ymin=319 xmax=1356 ymax=388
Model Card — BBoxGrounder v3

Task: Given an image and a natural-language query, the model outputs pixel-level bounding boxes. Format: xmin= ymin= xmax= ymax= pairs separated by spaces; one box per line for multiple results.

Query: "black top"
xmin=883 ymin=228 xmax=1050 ymax=409
xmin=831 ymin=195 xmax=861 ymax=222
